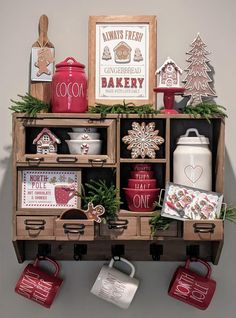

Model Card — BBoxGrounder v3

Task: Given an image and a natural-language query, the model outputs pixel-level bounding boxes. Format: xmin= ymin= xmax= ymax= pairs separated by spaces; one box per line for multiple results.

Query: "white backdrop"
xmin=0 ymin=0 xmax=236 ymax=317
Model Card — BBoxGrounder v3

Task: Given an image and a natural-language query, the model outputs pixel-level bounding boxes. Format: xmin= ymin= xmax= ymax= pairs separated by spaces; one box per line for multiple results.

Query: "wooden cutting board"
xmin=30 ymin=15 xmax=54 ymax=104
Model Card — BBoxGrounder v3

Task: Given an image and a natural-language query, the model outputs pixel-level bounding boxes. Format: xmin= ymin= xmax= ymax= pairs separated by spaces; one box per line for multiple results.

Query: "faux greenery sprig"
xmin=149 ymin=211 xmax=171 ymax=237
xmin=88 ymin=100 xmax=159 ymax=117
xmin=9 ymin=93 xmax=50 ymax=117
xmin=183 ymin=103 xmax=227 ymax=122
xmin=221 ymin=205 xmax=236 ymax=223
xmin=76 ymin=179 xmax=122 ymax=221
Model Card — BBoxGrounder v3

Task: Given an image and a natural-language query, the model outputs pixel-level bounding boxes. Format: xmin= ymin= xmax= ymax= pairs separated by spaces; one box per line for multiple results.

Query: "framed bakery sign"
xmin=18 ymin=169 xmax=81 ymax=211
xmin=88 ymin=16 xmax=157 ymax=106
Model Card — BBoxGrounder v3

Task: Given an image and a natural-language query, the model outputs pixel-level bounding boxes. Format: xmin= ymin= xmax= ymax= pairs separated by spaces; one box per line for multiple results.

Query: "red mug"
xmin=15 ymin=257 xmax=63 ymax=308
xmin=54 ymin=185 xmax=75 ymax=204
xmin=168 ymin=258 xmax=216 ymax=310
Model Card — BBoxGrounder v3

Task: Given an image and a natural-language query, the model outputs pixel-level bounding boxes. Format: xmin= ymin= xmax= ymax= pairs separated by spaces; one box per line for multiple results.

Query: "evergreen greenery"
xmin=76 ymin=179 xmax=122 ymax=221
xmin=88 ymin=101 xmax=159 ymax=117
xmin=182 ymin=103 xmax=227 ymax=122
xmin=221 ymin=205 xmax=236 ymax=223
xmin=149 ymin=211 xmax=171 ymax=237
xmin=9 ymin=93 xmax=50 ymax=117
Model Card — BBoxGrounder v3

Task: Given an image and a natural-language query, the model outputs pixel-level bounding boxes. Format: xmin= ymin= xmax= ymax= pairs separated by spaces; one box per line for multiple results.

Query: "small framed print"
xmin=31 ymin=47 xmax=55 ymax=82
xmin=88 ymin=16 xmax=157 ymax=106
xmin=161 ymin=182 xmax=223 ymax=221
xmin=18 ymin=169 xmax=81 ymax=211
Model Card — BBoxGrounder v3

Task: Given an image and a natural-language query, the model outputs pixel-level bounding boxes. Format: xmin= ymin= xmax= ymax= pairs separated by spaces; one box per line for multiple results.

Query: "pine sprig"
xmin=183 ymin=103 xmax=227 ymax=122
xmin=221 ymin=205 xmax=236 ymax=223
xmin=76 ymin=179 xmax=122 ymax=221
xmin=9 ymin=93 xmax=50 ymax=117
xmin=88 ymin=100 xmax=159 ymax=117
xmin=149 ymin=211 xmax=171 ymax=237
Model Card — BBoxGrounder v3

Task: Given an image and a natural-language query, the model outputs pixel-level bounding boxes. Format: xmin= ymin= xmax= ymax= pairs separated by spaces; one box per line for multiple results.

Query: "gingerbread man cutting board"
xmin=30 ymin=15 xmax=55 ymax=104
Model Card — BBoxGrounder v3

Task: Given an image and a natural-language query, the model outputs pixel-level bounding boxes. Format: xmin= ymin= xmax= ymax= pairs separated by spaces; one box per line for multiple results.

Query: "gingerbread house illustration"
xmin=33 ymin=128 xmax=61 ymax=154
xmin=113 ymin=41 xmax=132 ymax=63
xmin=156 ymin=57 xmax=183 ymax=88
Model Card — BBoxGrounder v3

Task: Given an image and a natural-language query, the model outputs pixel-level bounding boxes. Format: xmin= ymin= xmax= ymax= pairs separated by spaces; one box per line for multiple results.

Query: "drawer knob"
xmin=108 ymin=219 xmax=128 ymax=230
xmin=24 ymin=219 xmax=46 ymax=237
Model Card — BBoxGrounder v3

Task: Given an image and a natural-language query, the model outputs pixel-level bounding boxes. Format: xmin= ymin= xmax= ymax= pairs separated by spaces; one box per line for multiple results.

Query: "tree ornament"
xmin=122 ymin=122 xmax=164 ymax=159
xmin=183 ymin=33 xmax=216 ymax=106
xmin=133 ymin=48 xmax=143 ymax=62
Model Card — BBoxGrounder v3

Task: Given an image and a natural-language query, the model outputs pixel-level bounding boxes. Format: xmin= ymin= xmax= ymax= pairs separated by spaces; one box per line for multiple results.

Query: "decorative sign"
xmin=31 ymin=47 xmax=55 ymax=82
xmin=88 ymin=16 xmax=157 ymax=106
xmin=21 ymin=170 xmax=80 ymax=209
xmin=161 ymin=182 xmax=223 ymax=221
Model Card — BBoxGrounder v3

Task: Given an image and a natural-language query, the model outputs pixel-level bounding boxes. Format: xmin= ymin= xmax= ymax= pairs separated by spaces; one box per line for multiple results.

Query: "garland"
xmin=182 ymin=103 xmax=227 ymax=122
xmin=9 ymin=94 xmax=50 ymax=117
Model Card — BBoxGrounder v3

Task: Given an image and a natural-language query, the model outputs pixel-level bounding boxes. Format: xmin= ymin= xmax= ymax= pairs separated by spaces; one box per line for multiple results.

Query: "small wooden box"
xmin=183 ymin=220 xmax=224 ymax=241
xmin=99 ymin=217 xmax=137 ymax=239
xmin=55 ymin=208 xmax=94 ymax=241
xmin=16 ymin=216 xmax=55 ymax=239
xmin=140 ymin=217 xmax=179 ymax=237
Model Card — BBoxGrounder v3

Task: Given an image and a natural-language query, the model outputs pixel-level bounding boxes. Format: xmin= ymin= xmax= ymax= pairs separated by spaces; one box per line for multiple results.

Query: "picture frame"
xmin=161 ymin=182 xmax=223 ymax=221
xmin=18 ymin=168 xmax=81 ymax=212
xmin=88 ymin=16 xmax=157 ymax=106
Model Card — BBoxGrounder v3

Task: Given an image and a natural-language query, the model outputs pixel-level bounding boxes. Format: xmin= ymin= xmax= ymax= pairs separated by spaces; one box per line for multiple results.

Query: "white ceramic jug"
xmin=173 ymin=128 xmax=212 ymax=191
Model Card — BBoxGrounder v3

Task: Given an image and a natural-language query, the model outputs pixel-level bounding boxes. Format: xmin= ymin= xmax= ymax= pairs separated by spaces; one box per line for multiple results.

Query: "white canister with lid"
xmin=173 ymin=128 xmax=212 ymax=191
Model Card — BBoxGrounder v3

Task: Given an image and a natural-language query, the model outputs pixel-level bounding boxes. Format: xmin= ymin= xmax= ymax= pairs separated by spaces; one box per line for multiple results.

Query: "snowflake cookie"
xmin=122 ymin=122 xmax=164 ymax=159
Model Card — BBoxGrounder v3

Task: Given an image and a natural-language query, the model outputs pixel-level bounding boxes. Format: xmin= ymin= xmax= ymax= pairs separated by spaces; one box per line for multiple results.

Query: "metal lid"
xmin=177 ymin=128 xmax=210 ymax=145
xmin=56 ymin=57 xmax=85 ymax=69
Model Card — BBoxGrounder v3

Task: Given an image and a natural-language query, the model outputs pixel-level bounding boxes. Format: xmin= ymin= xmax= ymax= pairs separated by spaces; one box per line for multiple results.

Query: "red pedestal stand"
xmin=154 ymin=87 xmax=185 ymax=114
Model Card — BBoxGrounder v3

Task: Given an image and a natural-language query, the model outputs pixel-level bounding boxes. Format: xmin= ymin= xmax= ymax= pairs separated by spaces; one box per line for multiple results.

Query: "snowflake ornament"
xmin=122 ymin=122 xmax=164 ymax=159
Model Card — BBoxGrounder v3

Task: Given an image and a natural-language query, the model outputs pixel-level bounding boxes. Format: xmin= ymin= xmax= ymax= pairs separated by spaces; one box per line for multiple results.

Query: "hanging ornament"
xmin=183 ymin=33 xmax=217 ymax=106
xmin=122 ymin=122 xmax=164 ymax=159
xmin=83 ymin=202 xmax=105 ymax=223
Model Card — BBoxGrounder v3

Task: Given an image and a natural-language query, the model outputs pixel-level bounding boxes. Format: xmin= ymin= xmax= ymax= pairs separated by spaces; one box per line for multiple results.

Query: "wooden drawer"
xmin=16 ymin=216 xmax=55 ymax=239
xmin=183 ymin=220 xmax=224 ymax=241
xmin=15 ymin=117 xmax=116 ymax=165
xmin=55 ymin=219 xmax=94 ymax=241
xmin=141 ymin=217 xmax=179 ymax=237
xmin=99 ymin=217 xmax=137 ymax=239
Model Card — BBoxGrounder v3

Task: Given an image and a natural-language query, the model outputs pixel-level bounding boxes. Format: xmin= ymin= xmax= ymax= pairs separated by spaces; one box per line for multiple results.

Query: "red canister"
xmin=52 ymin=57 xmax=87 ymax=113
xmin=168 ymin=258 xmax=216 ymax=310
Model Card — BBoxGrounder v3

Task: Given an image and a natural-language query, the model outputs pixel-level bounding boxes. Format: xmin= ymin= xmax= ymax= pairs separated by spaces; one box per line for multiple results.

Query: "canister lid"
xmin=56 ymin=57 xmax=85 ymax=69
xmin=177 ymin=128 xmax=209 ymax=145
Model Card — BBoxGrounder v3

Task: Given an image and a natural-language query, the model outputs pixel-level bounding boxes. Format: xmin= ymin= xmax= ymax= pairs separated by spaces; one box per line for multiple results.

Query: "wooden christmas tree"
xmin=183 ymin=34 xmax=216 ymax=106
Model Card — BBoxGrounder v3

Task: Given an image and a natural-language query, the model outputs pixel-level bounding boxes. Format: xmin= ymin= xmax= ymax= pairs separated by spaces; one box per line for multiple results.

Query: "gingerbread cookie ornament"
xmin=84 ymin=202 xmax=105 ymax=223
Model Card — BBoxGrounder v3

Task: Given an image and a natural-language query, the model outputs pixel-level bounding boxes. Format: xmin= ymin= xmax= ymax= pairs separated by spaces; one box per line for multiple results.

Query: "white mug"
xmin=90 ymin=257 xmax=139 ymax=309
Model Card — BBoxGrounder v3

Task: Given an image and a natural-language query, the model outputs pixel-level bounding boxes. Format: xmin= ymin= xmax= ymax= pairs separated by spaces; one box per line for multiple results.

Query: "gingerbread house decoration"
xmin=156 ymin=57 xmax=183 ymax=88
xmin=33 ymin=128 xmax=61 ymax=154
xmin=113 ymin=41 xmax=132 ymax=63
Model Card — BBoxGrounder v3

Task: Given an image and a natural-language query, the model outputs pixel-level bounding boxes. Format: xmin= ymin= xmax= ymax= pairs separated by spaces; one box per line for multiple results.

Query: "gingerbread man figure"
xmin=35 ymin=48 xmax=54 ymax=77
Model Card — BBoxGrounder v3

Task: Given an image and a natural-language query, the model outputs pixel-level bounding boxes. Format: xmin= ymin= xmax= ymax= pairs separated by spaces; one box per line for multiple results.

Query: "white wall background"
xmin=0 ymin=0 xmax=236 ymax=317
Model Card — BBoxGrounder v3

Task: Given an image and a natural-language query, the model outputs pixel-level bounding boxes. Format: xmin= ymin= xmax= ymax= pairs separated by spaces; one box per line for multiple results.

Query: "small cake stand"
xmin=154 ymin=87 xmax=185 ymax=114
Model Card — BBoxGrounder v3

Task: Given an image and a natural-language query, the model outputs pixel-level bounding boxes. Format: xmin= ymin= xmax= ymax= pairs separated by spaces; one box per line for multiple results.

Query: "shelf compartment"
xmin=140 ymin=217 xmax=180 ymax=238
xmin=14 ymin=117 xmax=116 ymax=165
xmin=55 ymin=219 xmax=94 ymax=241
xmin=120 ymin=118 xmax=166 ymax=159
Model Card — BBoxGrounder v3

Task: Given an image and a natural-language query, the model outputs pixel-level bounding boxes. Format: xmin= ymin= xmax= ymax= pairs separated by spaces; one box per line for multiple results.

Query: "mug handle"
xmin=33 ymin=257 xmax=60 ymax=277
xmin=185 ymin=258 xmax=212 ymax=279
xmin=109 ymin=257 xmax=135 ymax=278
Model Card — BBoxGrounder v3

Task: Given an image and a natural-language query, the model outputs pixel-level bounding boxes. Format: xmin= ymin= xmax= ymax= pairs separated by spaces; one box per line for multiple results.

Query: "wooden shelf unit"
xmin=12 ymin=113 xmax=225 ymax=264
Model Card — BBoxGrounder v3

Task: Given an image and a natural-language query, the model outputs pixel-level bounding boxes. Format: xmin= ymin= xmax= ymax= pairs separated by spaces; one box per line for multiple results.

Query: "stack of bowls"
xmin=66 ymin=127 xmax=102 ymax=155
xmin=123 ymin=164 xmax=160 ymax=212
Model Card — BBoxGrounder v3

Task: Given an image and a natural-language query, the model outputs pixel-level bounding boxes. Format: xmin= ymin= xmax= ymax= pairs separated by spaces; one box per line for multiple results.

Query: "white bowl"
xmin=68 ymin=132 xmax=100 ymax=140
xmin=72 ymin=127 xmax=98 ymax=133
xmin=66 ymin=140 xmax=102 ymax=155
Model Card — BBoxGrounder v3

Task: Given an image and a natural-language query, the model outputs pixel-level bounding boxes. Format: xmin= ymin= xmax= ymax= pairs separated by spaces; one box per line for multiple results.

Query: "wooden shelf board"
xmin=120 ymin=158 xmax=166 ymax=163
